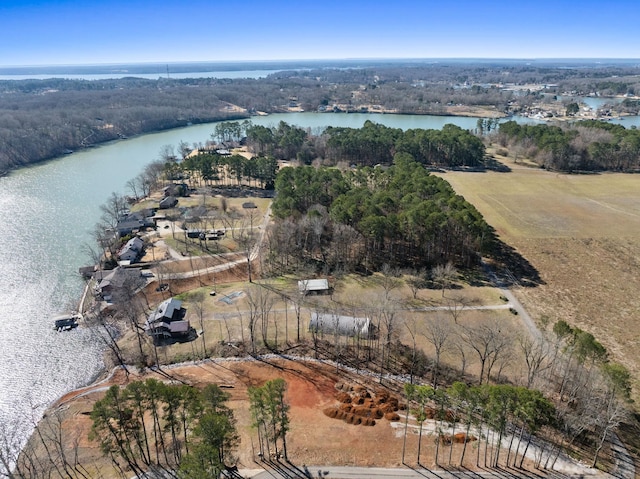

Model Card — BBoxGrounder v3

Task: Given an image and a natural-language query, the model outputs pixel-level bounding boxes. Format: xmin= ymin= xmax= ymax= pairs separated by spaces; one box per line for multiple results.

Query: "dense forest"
xmin=496 ymin=119 xmax=640 ymax=171
xmin=2 ymin=61 xmax=640 ymax=173
xmin=326 ymin=121 xmax=486 ymax=167
xmin=268 ymin=154 xmax=494 ymax=274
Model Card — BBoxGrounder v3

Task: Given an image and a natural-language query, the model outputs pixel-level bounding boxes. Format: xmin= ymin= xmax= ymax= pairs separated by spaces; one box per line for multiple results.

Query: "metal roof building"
xmin=309 ymin=312 xmax=375 ymax=338
xmin=298 ymin=278 xmax=330 ymax=294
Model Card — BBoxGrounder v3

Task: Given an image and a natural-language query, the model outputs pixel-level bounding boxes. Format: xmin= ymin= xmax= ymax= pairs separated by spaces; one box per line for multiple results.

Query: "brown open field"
xmin=435 ymin=159 xmax=640 ymax=399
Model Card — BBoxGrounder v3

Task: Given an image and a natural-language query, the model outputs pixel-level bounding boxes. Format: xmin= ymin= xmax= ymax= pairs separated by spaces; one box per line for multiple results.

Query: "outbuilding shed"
xmin=309 ymin=312 xmax=375 ymax=338
xmin=298 ymin=279 xmax=330 ymax=295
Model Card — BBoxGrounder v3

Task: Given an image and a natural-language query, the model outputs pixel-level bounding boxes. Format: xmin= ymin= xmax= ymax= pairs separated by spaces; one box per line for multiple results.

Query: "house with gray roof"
xmin=159 ymin=196 xmax=178 ymax=209
xmin=94 ymin=266 xmax=145 ymax=303
xmin=118 ymin=237 xmax=144 ymax=262
xmin=144 ymin=298 xmax=190 ymax=341
xmin=115 ymin=210 xmax=156 ymax=237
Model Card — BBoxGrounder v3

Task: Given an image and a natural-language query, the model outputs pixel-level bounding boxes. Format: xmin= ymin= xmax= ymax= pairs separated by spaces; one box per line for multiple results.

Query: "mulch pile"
xmin=322 ymin=382 xmax=405 ymax=427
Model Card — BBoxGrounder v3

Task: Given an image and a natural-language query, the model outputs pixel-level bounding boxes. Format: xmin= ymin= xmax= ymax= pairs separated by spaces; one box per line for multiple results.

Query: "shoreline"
xmin=1 ymin=114 xmax=250 ymax=177
xmin=0 ymin=109 xmax=503 ymax=177
xmin=3 ymin=105 xmax=639 ymax=178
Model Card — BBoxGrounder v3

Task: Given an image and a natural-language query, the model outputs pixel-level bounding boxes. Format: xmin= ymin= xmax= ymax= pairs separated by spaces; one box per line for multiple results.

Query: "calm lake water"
xmin=0 ymin=110 xmax=638 ymax=460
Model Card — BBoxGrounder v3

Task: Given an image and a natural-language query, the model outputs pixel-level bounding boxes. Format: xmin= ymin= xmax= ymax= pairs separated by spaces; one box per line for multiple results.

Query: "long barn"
xmin=309 ymin=312 xmax=375 ymax=338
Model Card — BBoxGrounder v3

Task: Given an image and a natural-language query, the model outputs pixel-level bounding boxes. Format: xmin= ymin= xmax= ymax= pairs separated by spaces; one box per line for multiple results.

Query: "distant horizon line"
xmin=2 ymin=57 xmax=640 ymax=69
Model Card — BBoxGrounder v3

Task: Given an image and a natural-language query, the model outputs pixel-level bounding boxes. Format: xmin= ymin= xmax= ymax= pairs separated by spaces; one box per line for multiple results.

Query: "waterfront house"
xmin=159 ymin=196 xmax=178 ymax=209
xmin=94 ymin=266 xmax=145 ymax=303
xmin=118 ymin=237 xmax=144 ymax=262
xmin=115 ymin=210 xmax=156 ymax=237
xmin=144 ymin=297 xmax=190 ymax=340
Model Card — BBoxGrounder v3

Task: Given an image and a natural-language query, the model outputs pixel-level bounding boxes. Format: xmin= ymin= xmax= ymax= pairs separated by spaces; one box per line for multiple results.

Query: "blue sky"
xmin=0 ymin=0 xmax=638 ymax=66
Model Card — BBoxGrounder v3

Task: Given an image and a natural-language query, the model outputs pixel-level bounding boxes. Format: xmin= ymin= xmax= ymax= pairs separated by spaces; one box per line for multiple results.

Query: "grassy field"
xmin=435 ymin=155 xmax=640 ymax=399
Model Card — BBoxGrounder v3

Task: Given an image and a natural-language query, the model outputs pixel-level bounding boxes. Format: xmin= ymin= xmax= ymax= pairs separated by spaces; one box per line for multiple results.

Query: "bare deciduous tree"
xmin=459 ymin=319 xmax=510 ymax=384
xmin=422 ymin=316 xmax=452 ymax=388
xmin=245 ymin=285 xmax=275 ymax=352
xmin=404 ymin=268 xmax=426 ymax=300
xmin=445 ymin=294 xmax=472 ymax=323
xmin=432 ymin=262 xmax=458 ymax=297
xmin=379 ymin=264 xmax=401 ymax=300
xmin=99 ymin=192 xmax=127 ymax=229
xmin=190 ymin=291 xmax=208 ymax=359
xmin=518 ymin=334 xmax=552 ymax=388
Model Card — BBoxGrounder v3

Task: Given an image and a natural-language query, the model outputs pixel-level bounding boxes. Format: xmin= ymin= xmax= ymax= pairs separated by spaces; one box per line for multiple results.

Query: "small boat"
xmin=52 ymin=313 xmax=82 ymax=331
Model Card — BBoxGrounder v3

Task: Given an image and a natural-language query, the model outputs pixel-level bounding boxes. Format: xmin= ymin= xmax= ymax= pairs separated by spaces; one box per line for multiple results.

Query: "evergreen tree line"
xmin=88 ymin=379 xmax=238 ymax=479
xmin=326 ymin=121 xmax=486 ymax=167
xmin=497 ymin=120 xmax=640 ymax=171
xmin=269 ymin=154 xmax=494 ymax=273
xmin=246 ymin=121 xmax=309 ymax=160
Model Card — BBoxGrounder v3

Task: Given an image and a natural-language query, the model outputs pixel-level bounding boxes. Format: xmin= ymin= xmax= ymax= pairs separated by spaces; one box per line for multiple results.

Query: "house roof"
xmin=298 ymin=279 xmax=329 ymax=292
xmin=124 ymin=237 xmax=144 ymax=251
xmin=168 ymin=320 xmax=189 ymax=333
xmin=116 ymin=218 xmax=145 ymax=232
xmin=309 ymin=312 xmax=372 ymax=337
xmin=118 ymin=237 xmax=144 ymax=260
xmin=146 ymin=320 xmax=190 ymax=333
xmin=117 ymin=210 xmax=155 ymax=228
xmin=159 ymin=196 xmax=178 ymax=207
xmin=95 ymin=266 xmax=143 ymax=291
xmin=147 ymin=297 xmax=184 ymax=324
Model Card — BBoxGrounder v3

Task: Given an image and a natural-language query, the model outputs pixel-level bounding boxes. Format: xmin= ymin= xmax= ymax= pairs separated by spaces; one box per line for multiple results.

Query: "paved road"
xmin=248 ymin=464 xmax=587 ymax=479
